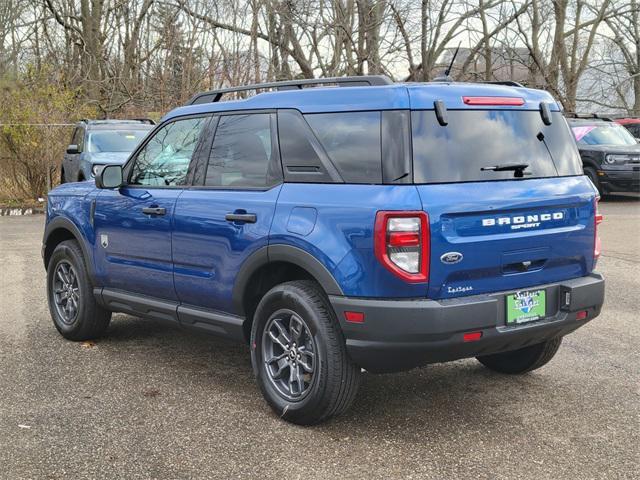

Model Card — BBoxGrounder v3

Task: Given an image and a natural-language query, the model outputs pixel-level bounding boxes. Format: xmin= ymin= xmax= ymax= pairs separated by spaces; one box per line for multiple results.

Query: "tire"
xmin=584 ymin=167 xmax=604 ymax=196
xmin=250 ymin=280 xmax=360 ymax=425
xmin=47 ymin=240 xmax=111 ymax=341
xmin=476 ymin=337 xmax=562 ymax=374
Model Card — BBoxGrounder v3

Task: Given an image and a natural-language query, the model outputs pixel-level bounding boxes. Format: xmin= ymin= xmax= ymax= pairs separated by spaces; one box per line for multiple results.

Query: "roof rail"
xmin=131 ymin=118 xmax=156 ymax=125
xmin=564 ymin=112 xmax=613 ymax=121
xmin=186 ymin=75 xmax=394 ymax=105
xmin=78 ymin=118 xmax=156 ymax=125
xmin=481 ymin=80 xmax=525 ymax=88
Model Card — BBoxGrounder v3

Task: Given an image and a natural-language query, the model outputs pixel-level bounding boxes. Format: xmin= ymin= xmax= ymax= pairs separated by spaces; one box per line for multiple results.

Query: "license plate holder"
xmin=506 ymin=289 xmax=546 ymax=325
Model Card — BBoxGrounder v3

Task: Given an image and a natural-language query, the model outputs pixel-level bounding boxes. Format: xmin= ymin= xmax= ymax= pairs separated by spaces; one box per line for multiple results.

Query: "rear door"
xmin=410 ymin=109 xmax=597 ymax=300
xmin=172 ymin=112 xmax=282 ymax=315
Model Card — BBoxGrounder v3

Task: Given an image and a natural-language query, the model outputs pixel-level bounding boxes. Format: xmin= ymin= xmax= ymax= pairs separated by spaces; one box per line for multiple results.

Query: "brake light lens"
xmin=594 ymin=197 xmax=603 ymax=263
xmin=462 ymin=96 xmax=525 ymax=106
xmin=374 ymin=211 xmax=429 ymax=282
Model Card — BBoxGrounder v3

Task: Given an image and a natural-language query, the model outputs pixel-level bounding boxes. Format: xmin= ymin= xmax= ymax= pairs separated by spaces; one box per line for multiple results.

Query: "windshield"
xmin=87 ymin=130 xmax=149 ymax=153
xmin=412 ymin=110 xmax=582 ymax=183
xmin=571 ymin=123 xmax=637 ymax=146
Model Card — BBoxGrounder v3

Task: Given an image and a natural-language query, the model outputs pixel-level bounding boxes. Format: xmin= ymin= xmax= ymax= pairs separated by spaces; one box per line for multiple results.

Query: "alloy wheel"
xmin=262 ymin=309 xmax=316 ymax=401
xmin=52 ymin=261 xmax=80 ymax=325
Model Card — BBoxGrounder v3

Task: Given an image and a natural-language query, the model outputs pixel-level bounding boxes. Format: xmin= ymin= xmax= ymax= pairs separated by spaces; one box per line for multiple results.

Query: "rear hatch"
xmin=410 ymin=107 xmax=597 ymax=300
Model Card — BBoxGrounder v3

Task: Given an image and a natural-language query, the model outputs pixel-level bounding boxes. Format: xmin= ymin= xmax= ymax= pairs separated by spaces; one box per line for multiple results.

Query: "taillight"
xmin=374 ymin=211 xmax=429 ymax=282
xmin=594 ymin=197 xmax=603 ymax=263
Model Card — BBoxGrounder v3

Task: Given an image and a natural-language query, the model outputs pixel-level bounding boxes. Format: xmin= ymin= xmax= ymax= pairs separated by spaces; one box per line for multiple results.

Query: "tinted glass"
xmin=625 ymin=124 xmax=640 ymax=138
xmin=412 ymin=110 xmax=582 ymax=183
xmin=205 ymin=114 xmax=277 ymax=188
xmin=88 ymin=130 xmax=148 ymax=153
xmin=277 ymin=110 xmax=336 ymax=183
xmin=305 ymin=112 xmax=382 ymax=183
xmin=571 ymin=123 xmax=637 ymax=146
xmin=71 ymin=128 xmax=84 ymax=151
xmin=130 ymin=117 xmax=207 ymax=186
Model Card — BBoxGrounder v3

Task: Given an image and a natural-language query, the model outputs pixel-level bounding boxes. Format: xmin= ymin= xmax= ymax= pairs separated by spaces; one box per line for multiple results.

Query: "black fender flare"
xmin=43 ymin=216 xmax=96 ymax=281
xmin=231 ymin=244 xmax=344 ymax=315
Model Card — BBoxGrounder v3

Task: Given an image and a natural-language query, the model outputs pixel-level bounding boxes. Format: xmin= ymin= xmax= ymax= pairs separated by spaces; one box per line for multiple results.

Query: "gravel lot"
xmin=1 ymin=195 xmax=638 ymax=480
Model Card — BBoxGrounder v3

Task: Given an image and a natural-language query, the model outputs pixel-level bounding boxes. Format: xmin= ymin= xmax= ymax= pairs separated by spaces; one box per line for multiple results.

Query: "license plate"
xmin=506 ymin=289 xmax=546 ymax=325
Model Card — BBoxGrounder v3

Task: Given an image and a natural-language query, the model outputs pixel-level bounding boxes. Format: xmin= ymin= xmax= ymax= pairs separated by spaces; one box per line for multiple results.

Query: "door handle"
xmin=142 ymin=206 xmax=166 ymax=216
xmin=225 ymin=212 xmax=257 ymax=224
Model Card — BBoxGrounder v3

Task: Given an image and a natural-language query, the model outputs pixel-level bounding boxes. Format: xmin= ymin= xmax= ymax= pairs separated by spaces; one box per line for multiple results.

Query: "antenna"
xmin=434 ymin=42 xmax=462 ymax=82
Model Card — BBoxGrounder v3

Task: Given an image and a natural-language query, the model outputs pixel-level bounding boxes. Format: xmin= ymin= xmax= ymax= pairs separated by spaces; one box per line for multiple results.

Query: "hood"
xmin=578 ymin=143 xmax=640 ymax=155
xmin=86 ymin=152 xmax=131 ymax=165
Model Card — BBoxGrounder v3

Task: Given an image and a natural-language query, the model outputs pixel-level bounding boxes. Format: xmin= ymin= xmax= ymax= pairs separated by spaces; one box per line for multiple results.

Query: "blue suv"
xmin=43 ymin=76 xmax=605 ymax=425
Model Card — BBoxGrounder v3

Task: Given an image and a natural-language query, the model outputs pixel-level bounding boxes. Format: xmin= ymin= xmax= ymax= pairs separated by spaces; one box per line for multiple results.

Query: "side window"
xmin=304 ymin=111 xmax=382 ymax=183
xmin=130 ymin=116 xmax=207 ymax=186
xmin=71 ymin=128 xmax=84 ymax=152
xmin=205 ymin=114 xmax=279 ymax=188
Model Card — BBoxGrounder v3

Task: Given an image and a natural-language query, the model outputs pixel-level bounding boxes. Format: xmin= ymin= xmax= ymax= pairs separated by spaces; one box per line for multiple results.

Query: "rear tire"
xmin=250 ymin=280 xmax=360 ymax=425
xmin=476 ymin=337 xmax=562 ymax=374
xmin=47 ymin=240 xmax=111 ymax=341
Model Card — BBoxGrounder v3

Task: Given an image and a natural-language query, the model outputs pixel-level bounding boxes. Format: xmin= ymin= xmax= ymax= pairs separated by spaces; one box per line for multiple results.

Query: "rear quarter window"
xmin=412 ymin=110 xmax=582 ymax=183
xmin=304 ymin=112 xmax=382 ymax=184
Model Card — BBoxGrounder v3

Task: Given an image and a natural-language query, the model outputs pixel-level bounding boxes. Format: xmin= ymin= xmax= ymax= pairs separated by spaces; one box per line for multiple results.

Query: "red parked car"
xmin=615 ymin=117 xmax=640 ymax=140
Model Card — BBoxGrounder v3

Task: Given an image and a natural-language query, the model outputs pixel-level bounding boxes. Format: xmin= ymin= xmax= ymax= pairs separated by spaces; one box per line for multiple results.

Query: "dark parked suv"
xmin=43 ymin=77 xmax=605 ymax=424
xmin=61 ymin=119 xmax=154 ymax=183
xmin=567 ymin=115 xmax=640 ymax=194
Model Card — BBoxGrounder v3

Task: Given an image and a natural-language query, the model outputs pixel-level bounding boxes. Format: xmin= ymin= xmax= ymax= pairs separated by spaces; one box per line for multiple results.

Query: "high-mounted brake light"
xmin=594 ymin=197 xmax=603 ymax=262
xmin=462 ymin=96 xmax=525 ymax=106
xmin=374 ymin=211 xmax=429 ymax=282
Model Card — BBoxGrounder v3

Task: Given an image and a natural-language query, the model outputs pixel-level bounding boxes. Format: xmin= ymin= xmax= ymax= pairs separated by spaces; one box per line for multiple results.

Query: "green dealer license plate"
xmin=506 ymin=289 xmax=546 ymax=325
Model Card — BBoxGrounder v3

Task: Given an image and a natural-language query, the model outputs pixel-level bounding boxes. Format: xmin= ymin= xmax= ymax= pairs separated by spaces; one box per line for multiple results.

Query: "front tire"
xmin=47 ymin=240 xmax=111 ymax=340
xmin=476 ymin=337 xmax=562 ymax=374
xmin=250 ymin=280 xmax=360 ymax=425
xmin=584 ymin=167 xmax=604 ymax=196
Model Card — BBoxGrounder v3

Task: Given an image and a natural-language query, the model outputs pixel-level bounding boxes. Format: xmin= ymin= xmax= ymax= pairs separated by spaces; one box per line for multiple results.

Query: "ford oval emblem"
xmin=440 ymin=252 xmax=463 ymax=265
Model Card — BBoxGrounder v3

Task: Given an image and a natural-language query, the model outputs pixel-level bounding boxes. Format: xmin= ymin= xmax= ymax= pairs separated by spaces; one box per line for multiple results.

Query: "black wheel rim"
xmin=261 ymin=309 xmax=316 ymax=401
xmin=52 ymin=261 xmax=80 ymax=325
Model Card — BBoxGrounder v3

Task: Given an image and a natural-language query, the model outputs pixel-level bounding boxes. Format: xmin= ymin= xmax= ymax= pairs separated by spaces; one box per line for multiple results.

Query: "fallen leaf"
xmin=80 ymin=341 xmax=96 ymax=349
xmin=143 ymin=389 xmax=160 ymax=398
xmin=18 ymin=425 xmax=31 ymax=429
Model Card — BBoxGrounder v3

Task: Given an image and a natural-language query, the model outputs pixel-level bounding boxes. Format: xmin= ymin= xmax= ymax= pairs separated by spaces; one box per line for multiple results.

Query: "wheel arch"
xmin=43 ymin=217 xmax=95 ymax=280
xmin=233 ymin=245 xmax=344 ymax=341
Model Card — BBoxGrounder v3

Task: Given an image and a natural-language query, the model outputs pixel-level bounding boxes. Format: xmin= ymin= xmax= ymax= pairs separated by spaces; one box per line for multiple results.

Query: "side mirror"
xmin=96 ymin=164 xmax=123 ymax=189
xmin=66 ymin=144 xmax=79 ymax=154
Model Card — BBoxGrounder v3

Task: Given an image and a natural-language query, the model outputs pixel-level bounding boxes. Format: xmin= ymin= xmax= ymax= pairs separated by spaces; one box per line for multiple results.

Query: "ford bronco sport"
xmin=43 ymin=76 xmax=605 ymax=425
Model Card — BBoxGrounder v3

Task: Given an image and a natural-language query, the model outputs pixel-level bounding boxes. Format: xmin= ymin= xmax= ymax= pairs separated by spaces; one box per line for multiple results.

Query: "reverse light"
xmin=462 ymin=96 xmax=525 ymax=106
xmin=594 ymin=197 xmax=603 ymax=262
xmin=374 ymin=211 xmax=429 ymax=282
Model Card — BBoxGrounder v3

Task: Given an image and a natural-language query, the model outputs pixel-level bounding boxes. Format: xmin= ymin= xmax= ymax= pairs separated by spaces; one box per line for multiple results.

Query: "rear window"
xmin=412 ymin=110 xmax=582 ymax=183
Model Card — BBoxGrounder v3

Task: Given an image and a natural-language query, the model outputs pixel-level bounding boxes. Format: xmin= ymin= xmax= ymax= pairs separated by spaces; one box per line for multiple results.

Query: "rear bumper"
xmin=330 ymin=273 xmax=605 ymax=373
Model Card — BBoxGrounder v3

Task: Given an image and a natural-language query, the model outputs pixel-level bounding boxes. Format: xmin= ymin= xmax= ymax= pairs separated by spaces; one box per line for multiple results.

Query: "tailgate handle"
xmin=503 ymin=259 xmax=546 ymax=274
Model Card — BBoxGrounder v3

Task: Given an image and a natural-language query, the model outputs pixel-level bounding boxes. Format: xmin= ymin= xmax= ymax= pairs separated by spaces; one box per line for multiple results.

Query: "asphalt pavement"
xmin=0 ymin=195 xmax=638 ymax=479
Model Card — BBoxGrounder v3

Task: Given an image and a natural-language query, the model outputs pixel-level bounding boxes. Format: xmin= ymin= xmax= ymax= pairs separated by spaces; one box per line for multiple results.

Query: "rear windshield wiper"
xmin=481 ymin=163 xmax=529 ymax=178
